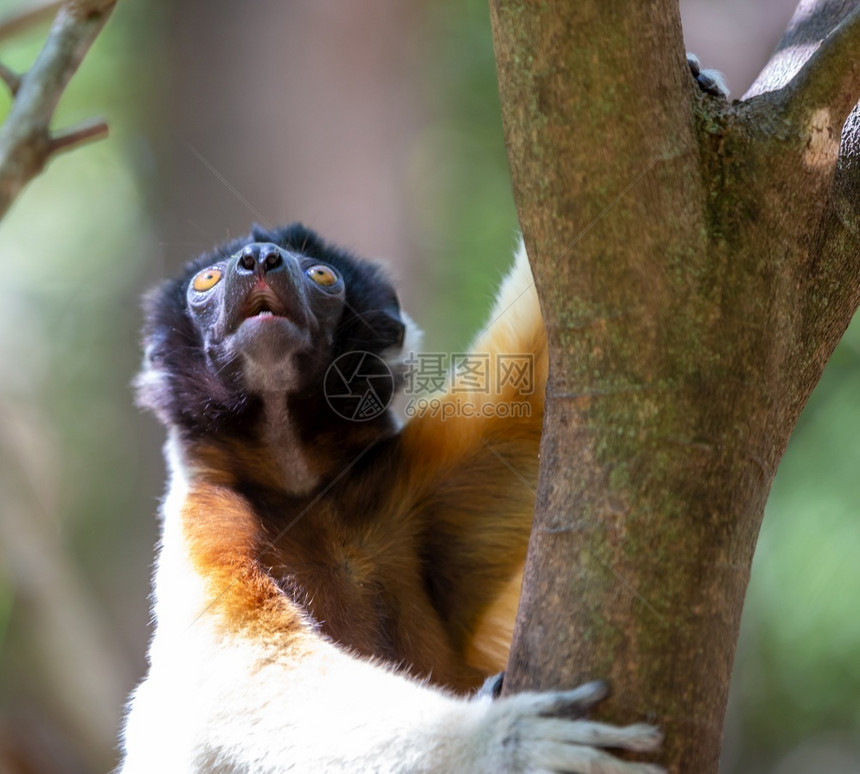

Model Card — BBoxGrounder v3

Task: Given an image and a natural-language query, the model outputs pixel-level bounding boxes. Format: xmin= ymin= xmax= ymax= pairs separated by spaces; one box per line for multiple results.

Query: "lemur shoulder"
xmin=118 ymin=223 xmax=665 ymax=773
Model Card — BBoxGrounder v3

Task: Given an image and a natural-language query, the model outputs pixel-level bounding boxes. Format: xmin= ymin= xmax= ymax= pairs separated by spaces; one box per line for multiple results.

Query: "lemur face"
xmin=136 ymin=223 xmax=406 ymax=436
xmin=186 ymin=241 xmax=347 ymax=394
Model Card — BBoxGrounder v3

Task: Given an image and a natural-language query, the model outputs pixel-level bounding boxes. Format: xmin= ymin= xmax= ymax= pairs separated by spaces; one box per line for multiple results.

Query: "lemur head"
xmin=136 ymin=223 xmax=407 ymax=438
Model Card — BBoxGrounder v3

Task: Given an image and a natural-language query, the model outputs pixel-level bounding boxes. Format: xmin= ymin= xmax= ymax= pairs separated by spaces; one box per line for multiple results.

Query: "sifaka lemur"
xmin=118 ymin=222 xmax=667 ymax=773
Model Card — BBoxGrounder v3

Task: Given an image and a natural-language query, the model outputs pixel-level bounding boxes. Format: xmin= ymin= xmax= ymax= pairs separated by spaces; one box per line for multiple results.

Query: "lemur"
xmin=119 ymin=222 xmax=667 ymax=773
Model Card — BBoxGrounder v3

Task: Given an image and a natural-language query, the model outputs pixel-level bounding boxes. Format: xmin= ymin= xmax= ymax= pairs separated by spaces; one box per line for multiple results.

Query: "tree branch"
xmin=0 ymin=63 xmax=21 ymax=95
xmin=0 ymin=0 xmax=117 ymax=220
xmin=776 ymin=3 xmax=860 ymax=131
xmin=492 ymin=3 xmax=860 ymax=773
xmin=792 ymin=104 xmax=860 ymax=394
xmin=745 ymin=0 xmax=860 ymax=99
xmin=736 ymin=1 xmax=860 ymax=389
xmin=0 ymin=0 xmax=61 ymax=43
xmin=48 ymin=115 xmax=109 ymax=152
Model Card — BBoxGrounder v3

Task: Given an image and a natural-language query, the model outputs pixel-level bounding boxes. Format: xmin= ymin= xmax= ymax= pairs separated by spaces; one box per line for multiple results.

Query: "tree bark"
xmin=489 ymin=1 xmax=860 ymax=772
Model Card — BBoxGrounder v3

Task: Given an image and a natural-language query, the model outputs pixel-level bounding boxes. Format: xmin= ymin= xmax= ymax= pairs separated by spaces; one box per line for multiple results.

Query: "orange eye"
xmin=306 ymin=265 xmax=338 ymax=287
xmin=192 ymin=268 xmax=222 ymax=292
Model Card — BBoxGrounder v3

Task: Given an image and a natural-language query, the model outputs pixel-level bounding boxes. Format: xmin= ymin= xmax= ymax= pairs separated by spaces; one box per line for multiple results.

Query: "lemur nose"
xmin=237 ymin=243 xmax=285 ymax=275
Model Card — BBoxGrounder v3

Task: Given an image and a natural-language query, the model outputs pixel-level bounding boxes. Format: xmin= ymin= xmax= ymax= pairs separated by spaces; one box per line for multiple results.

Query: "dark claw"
xmin=687 ymin=52 xmax=702 ymax=77
xmin=475 ymin=671 xmax=505 ymax=700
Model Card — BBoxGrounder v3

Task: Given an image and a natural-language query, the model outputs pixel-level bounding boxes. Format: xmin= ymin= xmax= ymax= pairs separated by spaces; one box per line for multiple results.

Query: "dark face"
xmin=187 ymin=241 xmax=346 ymax=394
xmin=137 ymin=223 xmax=406 ymax=436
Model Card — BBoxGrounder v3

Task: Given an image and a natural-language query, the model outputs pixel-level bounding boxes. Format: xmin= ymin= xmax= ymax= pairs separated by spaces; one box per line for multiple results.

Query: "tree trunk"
xmin=489 ymin=1 xmax=860 ymax=772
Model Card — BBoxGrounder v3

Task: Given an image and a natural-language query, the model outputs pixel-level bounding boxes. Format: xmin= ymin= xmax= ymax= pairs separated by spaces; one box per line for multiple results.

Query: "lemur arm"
xmin=119 ymin=438 xmax=660 ymax=774
xmin=398 ymin=243 xmax=547 ymax=673
xmin=396 ymin=53 xmax=727 ymax=679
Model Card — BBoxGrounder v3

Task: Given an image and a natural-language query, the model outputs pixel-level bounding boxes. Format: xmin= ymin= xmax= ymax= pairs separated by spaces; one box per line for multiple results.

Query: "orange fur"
xmin=398 ymin=245 xmax=547 ymax=671
xmin=182 ymin=481 xmax=303 ymax=640
xmin=465 ymin=566 xmax=524 ymax=673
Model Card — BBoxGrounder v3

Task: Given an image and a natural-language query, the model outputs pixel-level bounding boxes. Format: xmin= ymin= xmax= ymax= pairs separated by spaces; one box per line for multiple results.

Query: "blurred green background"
xmin=0 ymin=0 xmax=857 ymax=772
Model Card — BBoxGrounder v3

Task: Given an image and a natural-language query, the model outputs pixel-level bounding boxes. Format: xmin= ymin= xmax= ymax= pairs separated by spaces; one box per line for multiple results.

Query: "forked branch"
xmin=0 ymin=0 xmax=117 ymax=220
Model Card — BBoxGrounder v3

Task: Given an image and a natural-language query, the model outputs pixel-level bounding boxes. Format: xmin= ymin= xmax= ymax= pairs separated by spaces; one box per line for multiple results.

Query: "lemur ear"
xmin=373 ymin=305 xmax=406 ymax=350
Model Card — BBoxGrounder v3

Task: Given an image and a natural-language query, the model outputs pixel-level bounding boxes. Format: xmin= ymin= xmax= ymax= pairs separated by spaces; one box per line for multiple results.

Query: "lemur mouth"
xmin=241 ymin=285 xmax=288 ymax=319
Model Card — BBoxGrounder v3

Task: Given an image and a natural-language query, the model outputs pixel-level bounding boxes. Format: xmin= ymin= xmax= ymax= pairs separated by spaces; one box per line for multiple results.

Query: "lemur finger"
xmin=530 ymin=681 xmax=610 ymax=718
xmin=530 ymin=718 xmax=663 ymax=752
xmin=527 ymin=740 xmax=666 ymax=774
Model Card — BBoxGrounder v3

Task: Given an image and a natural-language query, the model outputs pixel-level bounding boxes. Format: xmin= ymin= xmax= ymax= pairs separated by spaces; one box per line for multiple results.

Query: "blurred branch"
xmin=0 ymin=400 xmax=132 ymax=769
xmin=0 ymin=63 xmax=21 ymax=94
xmin=0 ymin=0 xmax=61 ymax=43
xmin=0 ymin=0 xmax=117 ymax=220
xmin=48 ymin=115 xmax=108 ymax=151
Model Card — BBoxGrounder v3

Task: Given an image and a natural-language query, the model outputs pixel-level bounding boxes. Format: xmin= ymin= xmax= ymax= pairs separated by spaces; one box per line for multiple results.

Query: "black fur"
xmin=136 ymin=223 xmax=406 ymax=439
